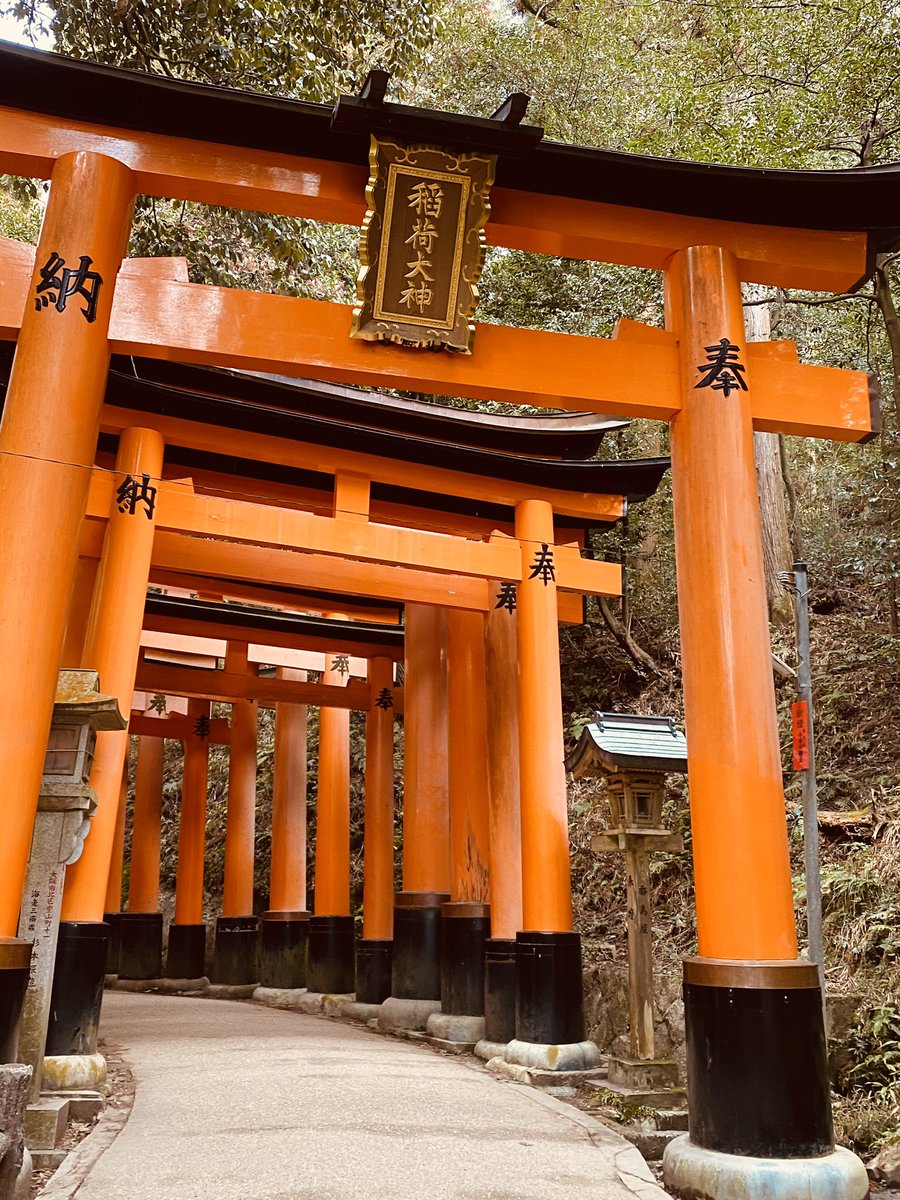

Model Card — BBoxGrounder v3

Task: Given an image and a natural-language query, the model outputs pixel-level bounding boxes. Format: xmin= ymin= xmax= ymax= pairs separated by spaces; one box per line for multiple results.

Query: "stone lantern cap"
xmin=52 ymin=670 xmax=126 ymax=730
xmin=566 ymin=712 xmax=688 ymax=778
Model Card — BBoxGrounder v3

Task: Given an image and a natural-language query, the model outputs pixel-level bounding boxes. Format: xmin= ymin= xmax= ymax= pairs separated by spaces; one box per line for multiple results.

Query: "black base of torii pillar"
xmin=664 ymin=959 xmax=868 ymax=1199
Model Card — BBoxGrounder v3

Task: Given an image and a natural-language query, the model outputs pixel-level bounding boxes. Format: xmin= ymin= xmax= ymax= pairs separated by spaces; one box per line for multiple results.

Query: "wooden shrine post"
xmin=661 ymin=247 xmax=848 ymax=1192
xmin=120 ymin=737 xmax=166 ymax=982
xmin=54 ymin=426 xmax=164 ymax=1056
xmin=308 ymin=652 xmax=355 ymax=996
xmin=427 ymin=609 xmax=492 ymax=1047
xmin=356 ymin=657 xmax=396 ymax=1006
xmin=212 ymin=643 xmax=260 ymax=988
xmin=481 ymin=585 xmax=523 ymax=1048
xmin=381 ymin=604 xmax=451 ymax=1031
xmin=165 ymin=700 xmax=211 ymax=982
xmin=259 ymin=668 xmax=310 ymax=994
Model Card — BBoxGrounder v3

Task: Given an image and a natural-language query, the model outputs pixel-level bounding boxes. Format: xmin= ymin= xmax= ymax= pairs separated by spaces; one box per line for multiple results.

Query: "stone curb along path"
xmin=37 ymin=992 xmax=669 ymax=1200
xmin=36 ymin=1050 xmax=135 ymax=1200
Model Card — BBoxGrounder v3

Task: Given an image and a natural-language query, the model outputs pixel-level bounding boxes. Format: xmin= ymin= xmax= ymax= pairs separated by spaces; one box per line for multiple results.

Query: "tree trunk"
xmin=745 ymin=293 xmax=794 ymax=625
xmin=874 ymin=262 xmax=900 ymax=636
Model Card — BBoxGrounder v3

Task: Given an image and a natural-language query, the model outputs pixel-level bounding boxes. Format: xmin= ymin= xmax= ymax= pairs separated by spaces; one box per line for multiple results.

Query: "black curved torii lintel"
xmin=1 ymin=40 xmax=899 ymax=275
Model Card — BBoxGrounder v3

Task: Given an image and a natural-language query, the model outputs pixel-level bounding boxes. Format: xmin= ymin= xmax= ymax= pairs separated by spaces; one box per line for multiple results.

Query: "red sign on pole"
xmin=792 ymin=700 xmax=810 ymax=771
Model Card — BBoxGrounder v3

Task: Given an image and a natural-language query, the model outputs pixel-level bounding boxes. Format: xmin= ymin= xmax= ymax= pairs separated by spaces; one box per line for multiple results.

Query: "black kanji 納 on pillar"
xmin=34 ymin=252 xmax=104 ymax=324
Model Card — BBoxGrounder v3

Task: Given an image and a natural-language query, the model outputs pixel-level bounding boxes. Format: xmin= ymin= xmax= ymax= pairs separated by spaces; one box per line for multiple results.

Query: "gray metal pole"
xmin=791 ymin=563 xmax=825 ymax=997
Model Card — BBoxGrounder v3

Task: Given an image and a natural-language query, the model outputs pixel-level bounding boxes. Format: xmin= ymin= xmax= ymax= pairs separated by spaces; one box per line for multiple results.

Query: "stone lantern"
xmin=566 ymin=712 xmax=686 ymax=1103
xmin=17 ymin=671 xmax=124 ymax=1123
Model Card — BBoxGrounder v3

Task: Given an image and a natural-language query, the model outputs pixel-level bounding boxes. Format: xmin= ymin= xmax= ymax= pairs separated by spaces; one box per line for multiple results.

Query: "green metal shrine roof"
xmin=566 ymin=712 xmax=688 ymax=775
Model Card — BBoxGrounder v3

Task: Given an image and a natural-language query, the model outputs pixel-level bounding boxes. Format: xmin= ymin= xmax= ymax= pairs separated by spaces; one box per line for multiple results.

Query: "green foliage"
xmin=833 ymin=999 xmax=900 ymax=1152
xmin=6 ymin=0 xmax=442 ymax=99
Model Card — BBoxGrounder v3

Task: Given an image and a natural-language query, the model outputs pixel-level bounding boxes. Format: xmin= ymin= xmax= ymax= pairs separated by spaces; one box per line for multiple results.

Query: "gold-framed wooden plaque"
xmin=351 ymin=137 xmax=496 ymax=353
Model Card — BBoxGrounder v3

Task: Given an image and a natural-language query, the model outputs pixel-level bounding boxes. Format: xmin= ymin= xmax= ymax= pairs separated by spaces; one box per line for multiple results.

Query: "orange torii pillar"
xmin=259 ymin=668 xmax=310 ymax=993
xmin=166 ymin=701 xmax=211 ymax=981
xmin=0 ymin=151 xmax=133 ymax=1054
xmin=381 ymin=604 xmax=451 ymax=1031
xmin=52 ymin=426 xmax=164 ymax=1063
xmin=426 ymin=609 xmax=491 ymax=1046
xmin=60 ymin=558 xmax=99 ymax=669
xmin=212 ymin=647 xmax=260 ymax=986
xmin=307 ymin=655 xmax=355 ymax=995
xmin=118 ymin=737 xmax=166 ymax=982
xmin=101 ymin=760 xmax=129 ymax=974
xmin=481 ymin=587 xmax=523 ymax=1048
xmin=355 ymin=657 xmax=396 ymax=1006
xmin=509 ymin=500 xmax=596 ymax=1066
xmin=661 ymin=247 xmax=836 ymax=1186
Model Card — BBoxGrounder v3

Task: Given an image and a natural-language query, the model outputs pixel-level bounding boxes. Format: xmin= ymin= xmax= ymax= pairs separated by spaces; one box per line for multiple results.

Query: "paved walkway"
xmin=48 ymin=991 xmax=668 ymax=1200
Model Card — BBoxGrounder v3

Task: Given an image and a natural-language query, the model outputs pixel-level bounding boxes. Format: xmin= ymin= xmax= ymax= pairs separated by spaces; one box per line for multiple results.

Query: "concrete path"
xmin=52 ymin=991 xmax=668 ymax=1200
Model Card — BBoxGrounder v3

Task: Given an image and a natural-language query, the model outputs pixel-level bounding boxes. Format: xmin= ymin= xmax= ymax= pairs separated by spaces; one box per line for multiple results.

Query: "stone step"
xmin=25 ymin=1097 xmax=69 ymax=1150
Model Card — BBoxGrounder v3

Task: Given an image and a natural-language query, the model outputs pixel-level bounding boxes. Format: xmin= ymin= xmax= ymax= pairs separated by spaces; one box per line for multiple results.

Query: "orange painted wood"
xmin=401 ymin=605 xmax=451 ymax=894
xmin=2 ymin=247 xmax=871 ymax=443
xmin=314 ymin=659 xmax=351 ymax=917
xmin=363 ymin=657 xmax=395 ymax=940
xmin=63 ymin=426 xmax=165 ymax=923
xmin=133 ymin=659 xmax=372 ymax=710
xmin=60 ymin=556 xmax=99 ymax=668
xmin=100 ymin=401 xmax=623 ymax=522
xmin=515 ymin=499 xmax=573 ymax=932
xmin=0 ymin=151 xmax=134 ymax=936
xmin=664 ymin=245 xmax=797 ymax=961
xmin=174 ymin=699 xmax=210 ymax=926
xmin=128 ymin=736 xmax=165 ymax=912
xmin=145 ymin=568 xmax=401 ymax=624
xmin=221 ymin=692 xmax=258 ymax=917
xmin=446 ymin=610 xmax=491 ymax=904
xmin=488 ymin=187 xmax=866 ymax=293
xmin=104 ymin=760 xmax=129 ymax=915
xmin=270 ymin=667 xmax=308 ymax=913
xmin=109 ymin=277 xmax=680 ymax=419
xmin=128 ymin=713 xmax=232 ymax=744
xmin=483 ymin=596 xmax=523 ymax=940
xmin=86 ymin=471 xmax=523 ymax=581
xmin=555 ymin=545 xmax=622 ymax=597
xmin=0 ymin=235 xmax=33 ymax=338
xmin=0 ymin=106 xmax=868 ymax=290
xmin=147 ymin=532 xmax=489 ymax=618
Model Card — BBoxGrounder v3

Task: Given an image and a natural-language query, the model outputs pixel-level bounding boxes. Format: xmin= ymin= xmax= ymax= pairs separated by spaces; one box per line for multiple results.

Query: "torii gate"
xmin=0 ymin=40 xmax=892 ymax=1200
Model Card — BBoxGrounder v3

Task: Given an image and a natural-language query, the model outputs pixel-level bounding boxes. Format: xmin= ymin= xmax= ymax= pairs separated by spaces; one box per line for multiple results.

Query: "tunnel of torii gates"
xmin=0 ymin=37 xmax=895 ymax=1198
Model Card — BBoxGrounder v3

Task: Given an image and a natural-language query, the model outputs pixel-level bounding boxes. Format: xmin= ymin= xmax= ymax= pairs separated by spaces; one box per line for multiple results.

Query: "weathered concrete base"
xmin=596 ymin=1079 xmax=687 ymax=1107
xmin=203 ymin=982 xmax=258 ymax=1001
xmin=57 ymin=1091 xmax=105 ymax=1122
xmin=152 ymin=977 xmax=208 ymax=995
xmin=103 ymin=976 xmax=117 ymax=989
xmin=108 ymin=978 xmax=158 ymax=993
xmin=486 ymin=1055 xmax=607 ymax=1097
xmin=24 ymin=1097 xmax=68 ymax=1150
xmin=426 ymin=1012 xmax=484 ymax=1053
xmin=252 ymin=986 xmax=308 ymax=1010
xmin=663 ymin=1136 xmax=869 ymax=1200
xmin=294 ymin=992 xmax=354 ymax=1016
xmin=504 ymin=1038 xmax=602 ymax=1072
xmin=378 ymin=997 xmax=441 ymax=1034
xmin=608 ymin=1054 xmax=680 ymax=1089
xmin=474 ymin=1038 xmax=508 ymax=1062
xmin=41 ymin=1054 xmax=107 ymax=1092
xmin=340 ymin=1001 xmax=383 ymax=1024
xmin=29 ymin=1147 xmax=65 ymax=1172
